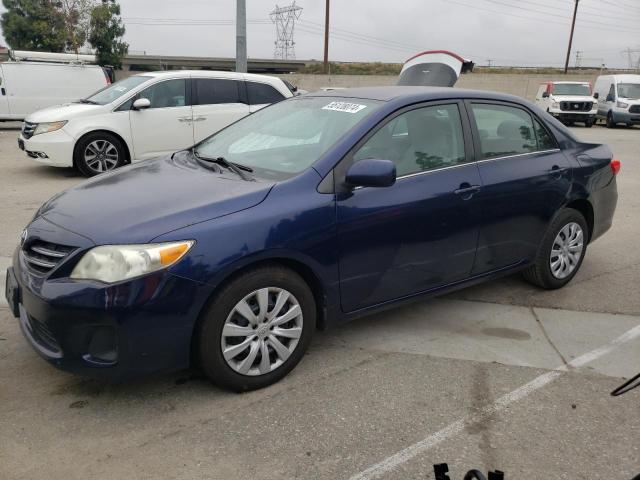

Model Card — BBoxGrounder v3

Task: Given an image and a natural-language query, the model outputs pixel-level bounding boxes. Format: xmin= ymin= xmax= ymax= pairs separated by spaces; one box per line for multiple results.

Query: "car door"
xmin=336 ymin=102 xmax=482 ymax=313
xmin=128 ymin=78 xmax=193 ymax=160
xmin=467 ymin=101 xmax=571 ymax=274
xmin=246 ymin=81 xmax=286 ymax=113
xmin=191 ymin=77 xmax=250 ymax=144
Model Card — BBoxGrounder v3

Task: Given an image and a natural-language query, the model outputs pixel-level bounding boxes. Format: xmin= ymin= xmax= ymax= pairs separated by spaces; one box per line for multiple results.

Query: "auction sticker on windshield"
xmin=322 ymin=101 xmax=368 ymax=113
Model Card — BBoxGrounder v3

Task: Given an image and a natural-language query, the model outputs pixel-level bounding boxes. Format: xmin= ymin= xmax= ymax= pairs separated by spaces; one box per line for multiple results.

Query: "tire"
xmin=585 ymin=118 xmax=594 ymax=128
xmin=606 ymin=112 xmax=616 ymax=129
xmin=198 ymin=265 xmax=316 ymax=391
xmin=522 ymin=208 xmax=588 ymax=290
xmin=74 ymin=132 xmax=126 ymax=177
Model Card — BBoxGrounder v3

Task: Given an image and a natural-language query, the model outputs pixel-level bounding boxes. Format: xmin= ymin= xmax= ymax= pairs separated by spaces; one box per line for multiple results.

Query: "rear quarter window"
xmin=246 ymin=82 xmax=285 ymax=105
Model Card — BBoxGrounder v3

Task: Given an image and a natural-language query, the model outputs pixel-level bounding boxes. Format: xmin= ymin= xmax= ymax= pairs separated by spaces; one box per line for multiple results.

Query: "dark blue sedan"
xmin=5 ymin=87 xmax=619 ymax=391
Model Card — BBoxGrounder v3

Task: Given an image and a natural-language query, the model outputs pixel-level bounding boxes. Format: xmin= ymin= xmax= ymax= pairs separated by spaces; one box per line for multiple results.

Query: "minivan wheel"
xmin=522 ymin=208 xmax=588 ymax=289
xmin=198 ymin=265 xmax=316 ymax=391
xmin=74 ymin=132 xmax=125 ymax=177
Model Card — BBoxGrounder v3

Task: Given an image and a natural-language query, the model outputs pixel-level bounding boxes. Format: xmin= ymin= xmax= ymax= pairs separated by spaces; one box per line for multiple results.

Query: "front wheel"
xmin=198 ymin=265 xmax=316 ymax=391
xmin=585 ymin=118 xmax=594 ymax=128
xmin=606 ymin=112 xmax=616 ymax=129
xmin=522 ymin=209 xmax=588 ymax=289
xmin=74 ymin=132 xmax=126 ymax=177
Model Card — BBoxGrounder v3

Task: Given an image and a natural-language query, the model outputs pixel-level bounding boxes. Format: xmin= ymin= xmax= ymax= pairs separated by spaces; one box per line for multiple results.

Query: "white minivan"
xmin=19 ymin=70 xmax=294 ymax=176
xmin=0 ymin=51 xmax=110 ymax=121
xmin=593 ymin=74 xmax=640 ymax=128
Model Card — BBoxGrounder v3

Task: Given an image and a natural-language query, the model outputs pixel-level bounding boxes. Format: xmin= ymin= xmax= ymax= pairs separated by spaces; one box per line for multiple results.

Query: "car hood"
xmin=26 ymin=102 xmax=105 ymax=122
xmin=550 ymin=95 xmax=596 ymax=103
xmin=38 ymin=152 xmax=275 ymax=245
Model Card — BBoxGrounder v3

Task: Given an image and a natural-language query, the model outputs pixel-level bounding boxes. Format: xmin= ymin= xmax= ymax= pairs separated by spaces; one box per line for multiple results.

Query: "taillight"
xmin=611 ymin=159 xmax=621 ymax=175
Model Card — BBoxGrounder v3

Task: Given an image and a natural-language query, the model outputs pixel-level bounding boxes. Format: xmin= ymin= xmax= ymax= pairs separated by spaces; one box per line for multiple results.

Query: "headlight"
xmin=551 ymin=102 xmax=560 ymax=109
xmin=33 ymin=121 xmax=68 ymax=136
xmin=617 ymin=101 xmax=629 ymax=109
xmin=71 ymin=241 xmax=194 ymax=283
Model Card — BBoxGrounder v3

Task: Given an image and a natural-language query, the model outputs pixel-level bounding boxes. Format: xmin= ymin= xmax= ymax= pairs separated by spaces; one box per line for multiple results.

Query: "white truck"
xmin=593 ymin=74 xmax=640 ymax=128
xmin=535 ymin=81 xmax=598 ymax=127
xmin=0 ymin=50 xmax=110 ymax=121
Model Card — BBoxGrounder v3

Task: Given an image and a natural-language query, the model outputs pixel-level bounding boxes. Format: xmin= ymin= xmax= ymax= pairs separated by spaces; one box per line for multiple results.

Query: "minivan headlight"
xmin=617 ymin=101 xmax=629 ymax=109
xmin=33 ymin=121 xmax=68 ymax=136
xmin=71 ymin=241 xmax=194 ymax=283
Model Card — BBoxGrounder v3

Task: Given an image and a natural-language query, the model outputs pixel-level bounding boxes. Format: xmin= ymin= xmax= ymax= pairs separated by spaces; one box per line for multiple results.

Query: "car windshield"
xmin=194 ymin=96 xmax=382 ymax=180
xmin=553 ymin=83 xmax=591 ymax=96
xmin=84 ymin=76 xmax=152 ymax=105
xmin=618 ymin=83 xmax=640 ymax=99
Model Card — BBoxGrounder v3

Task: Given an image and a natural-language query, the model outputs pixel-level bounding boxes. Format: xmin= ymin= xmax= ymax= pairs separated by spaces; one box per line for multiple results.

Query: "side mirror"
xmin=593 ymin=92 xmax=599 ymax=99
xmin=542 ymin=91 xmax=550 ymax=98
xmin=132 ymin=98 xmax=151 ymax=110
xmin=606 ymin=94 xmax=615 ymax=102
xmin=345 ymin=159 xmax=396 ymax=188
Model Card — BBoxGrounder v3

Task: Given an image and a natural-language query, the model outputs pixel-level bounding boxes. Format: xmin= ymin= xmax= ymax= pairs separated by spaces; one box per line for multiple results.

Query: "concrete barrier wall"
xmin=277 ymin=73 xmax=602 ymax=101
xmin=116 ymin=70 xmax=601 ymax=101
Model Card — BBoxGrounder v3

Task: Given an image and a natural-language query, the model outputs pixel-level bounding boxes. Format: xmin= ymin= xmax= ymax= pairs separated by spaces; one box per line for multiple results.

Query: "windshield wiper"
xmin=78 ymin=98 xmax=99 ymax=105
xmin=192 ymin=150 xmax=254 ymax=181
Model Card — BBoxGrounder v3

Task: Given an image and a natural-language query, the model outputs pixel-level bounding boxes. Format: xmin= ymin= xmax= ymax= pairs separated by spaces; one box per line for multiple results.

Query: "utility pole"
xmin=323 ymin=0 xmax=330 ymax=74
xmin=236 ymin=0 xmax=247 ymax=73
xmin=486 ymin=59 xmax=493 ymax=68
xmin=564 ymin=0 xmax=579 ymax=74
xmin=575 ymin=50 xmax=582 ymax=68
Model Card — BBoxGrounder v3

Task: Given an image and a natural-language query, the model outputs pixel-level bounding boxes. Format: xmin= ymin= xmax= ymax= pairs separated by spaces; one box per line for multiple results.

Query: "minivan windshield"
xmin=553 ymin=83 xmax=591 ymax=96
xmin=618 ymin=83 xmax=640 ymax=100
xmin=194 ymin=96 xmax=382 ymax=180
xmin=83 ymin=76 xmax=152 ymax=105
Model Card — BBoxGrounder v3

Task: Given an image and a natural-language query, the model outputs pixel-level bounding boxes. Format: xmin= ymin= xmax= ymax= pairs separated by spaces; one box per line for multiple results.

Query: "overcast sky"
xmin=2 ymin=0 xmax=639 ymax=68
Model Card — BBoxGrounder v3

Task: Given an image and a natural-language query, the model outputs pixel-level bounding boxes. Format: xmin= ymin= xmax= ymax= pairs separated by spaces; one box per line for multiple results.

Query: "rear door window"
xmin=194 ymin=78 xmax=241 ymax=105
xmin=470 ymin=104 xmax=537 ymax=159
xmin=246 ymin=82 xmax=285 ymax=105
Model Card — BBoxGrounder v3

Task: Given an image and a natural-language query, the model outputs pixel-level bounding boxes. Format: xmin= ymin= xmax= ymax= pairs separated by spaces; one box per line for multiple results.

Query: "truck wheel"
xmin=74 ymin=132 xmax=126 ymax=177
xmin=197 ymin=265 xmax=316 ymax=391
xmin=522 ymin=208 xmax=588 ymax=290
xmin=585 ymin=118 xmax=594 ymax=128
xmin=606 ymin=112 xmax=616 ymax=129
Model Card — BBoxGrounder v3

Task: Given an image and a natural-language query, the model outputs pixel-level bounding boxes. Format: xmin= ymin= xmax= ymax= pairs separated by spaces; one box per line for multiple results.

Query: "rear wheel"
xmin=198 ymin=265 xmax=316 ymax=391
xmin=74 ymin=132 xmax=125 ymax=177
xmin=522 ymin=208 xmax=588 ymax=289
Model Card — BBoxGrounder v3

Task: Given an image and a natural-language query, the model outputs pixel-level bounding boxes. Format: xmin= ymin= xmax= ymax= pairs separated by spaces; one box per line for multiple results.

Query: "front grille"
xmin=22 ymin=121 xmax=37 ymax=139
xmin=22 ymin=240 xmax=76 ymax=275
xmin=560 ymin=101 xmax=592 ymax=112
xmin=630 ymin=105 xmax=640 ymax=114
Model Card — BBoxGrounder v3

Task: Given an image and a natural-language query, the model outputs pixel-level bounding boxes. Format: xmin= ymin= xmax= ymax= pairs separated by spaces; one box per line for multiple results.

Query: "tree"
xmin=59 ymin=0 xmax=96 ymax=54
xmin=89 ymin=0 xmax=128 ymax=68
xmin=1 ymin=0 xmax=66 ymax=52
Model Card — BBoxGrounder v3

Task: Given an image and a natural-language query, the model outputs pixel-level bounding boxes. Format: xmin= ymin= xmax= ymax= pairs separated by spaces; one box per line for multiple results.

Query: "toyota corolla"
xmin=5 ymin=87 xmax=619 ymax=391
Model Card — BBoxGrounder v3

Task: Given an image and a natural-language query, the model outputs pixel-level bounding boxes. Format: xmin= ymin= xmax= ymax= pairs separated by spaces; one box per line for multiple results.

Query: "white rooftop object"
xmin=9 ymin=50 xmax=97 ymax=65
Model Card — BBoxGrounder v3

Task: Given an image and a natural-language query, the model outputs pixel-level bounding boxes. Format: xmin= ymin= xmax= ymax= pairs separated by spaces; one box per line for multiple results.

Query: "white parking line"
xmin=348 ymin=324 xmax=640 ymax=480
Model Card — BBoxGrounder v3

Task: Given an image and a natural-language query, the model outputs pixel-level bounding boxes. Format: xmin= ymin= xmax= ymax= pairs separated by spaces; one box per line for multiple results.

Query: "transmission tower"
xmin=575 ymin=51 xmax=582 ymax=68
xmin=270 ymin=2 xmax=303 ymax=59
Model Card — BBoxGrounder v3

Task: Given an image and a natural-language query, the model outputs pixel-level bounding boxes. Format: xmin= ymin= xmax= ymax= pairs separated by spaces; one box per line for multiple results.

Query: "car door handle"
xmin=454 ymin=183 xmax=481 ymax=198
xmin=193 ymin=116 xmax=206 ymax=122
xmin=549 ymin=165 xmax=568 ymax=178
xmin=178 ymin=117 xmax=192 ymax=123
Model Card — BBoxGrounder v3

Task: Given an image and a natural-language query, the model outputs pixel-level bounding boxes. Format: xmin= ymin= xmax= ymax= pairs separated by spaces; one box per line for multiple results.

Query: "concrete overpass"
xmin=121 ymin=54 xmax=307 ymax=75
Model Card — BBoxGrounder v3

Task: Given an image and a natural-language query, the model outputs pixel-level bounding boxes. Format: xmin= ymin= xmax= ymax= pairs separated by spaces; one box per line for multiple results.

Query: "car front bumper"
xmin=19 ymin=129 xmax=75 ymax=167
xmin=548 ymin=109 xmax=597 ymax=122
xmin=611 ymin=110 xmax=640 ymax=124
xmin=6 ymin=243 xmax=211 ymax=381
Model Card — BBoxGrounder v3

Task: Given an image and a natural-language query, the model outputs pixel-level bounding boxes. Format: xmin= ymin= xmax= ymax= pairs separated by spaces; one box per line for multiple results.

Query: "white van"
xmin=593 ymin=74 xmax=640 ymax=128
xmin=535 ymin=81 xmax=598 ymax=127
xmin=19 ymin=70 xmax=294 ymax=176
xmin=0 ymin=50 xmax=109 ymax=121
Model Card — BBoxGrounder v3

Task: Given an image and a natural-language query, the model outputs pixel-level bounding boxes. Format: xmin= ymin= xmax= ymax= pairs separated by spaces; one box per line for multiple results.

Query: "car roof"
xmin=134 ymin=70 xmax=283 ymax=84
xmin=547 ymin=81 xmax=590 ymax=85
xmin=305 ymin=85 xmax=526 ymax=104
